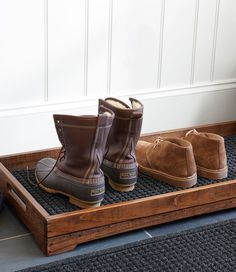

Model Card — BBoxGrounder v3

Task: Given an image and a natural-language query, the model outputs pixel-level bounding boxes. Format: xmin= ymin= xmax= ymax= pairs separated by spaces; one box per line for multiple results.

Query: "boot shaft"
xmin=99 ymin=97 xmax=143 ymax=164
xmin=53 ymin=108 xmax=114 ymax=179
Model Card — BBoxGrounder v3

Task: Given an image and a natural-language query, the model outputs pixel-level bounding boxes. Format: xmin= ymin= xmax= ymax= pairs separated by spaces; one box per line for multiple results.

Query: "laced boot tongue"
xmin=105 ymin=98 xmax=129 ymax=109
xmin=153 ymin=137 xmax=164 ymax=148
xmin=185 ymin=129 xmax=199 ymax=137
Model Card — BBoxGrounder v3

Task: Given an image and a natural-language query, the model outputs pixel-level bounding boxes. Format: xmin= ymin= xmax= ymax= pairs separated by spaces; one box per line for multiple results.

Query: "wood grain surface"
xmin=0 ymin=120 xmax=235 ymax=256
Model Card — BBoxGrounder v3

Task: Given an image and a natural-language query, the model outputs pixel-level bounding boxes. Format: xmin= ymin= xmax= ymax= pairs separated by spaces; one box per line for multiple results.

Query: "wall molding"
xmin=1 ymin=79 xmax=236 ymax=118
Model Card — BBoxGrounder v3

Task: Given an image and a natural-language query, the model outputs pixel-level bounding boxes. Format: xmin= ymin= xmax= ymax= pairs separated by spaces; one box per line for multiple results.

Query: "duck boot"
xmin=184 ymin=129 xmax=228 ymax=179
xmin=136 ymin=137 xmax=197 ymax=188
xmin=35 ymin=107 xmax=114 ymax=209
xmin=99 ymin=97 xmax=143 ymax=192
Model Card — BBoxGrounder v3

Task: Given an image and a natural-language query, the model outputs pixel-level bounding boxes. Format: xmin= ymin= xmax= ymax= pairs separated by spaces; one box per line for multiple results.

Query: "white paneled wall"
xmin=0 ymin=0 xmax=45 ymax=108
xmin=111 ymin=0 xmax=161 ymax=93
xmin=48 ymin=0 xmax=86 ymax=101
xmin=193 ymin=0 xmax=217 ymax=83
xmin=161 ymin=0 xmax=196 ymax=87
xmin=0 ymin=0 xmax=236 ymax=155
xmin=214 ymin=0 xmax=236 ymax=80
xmin=87 ymin=0 xmax=110 ymax=96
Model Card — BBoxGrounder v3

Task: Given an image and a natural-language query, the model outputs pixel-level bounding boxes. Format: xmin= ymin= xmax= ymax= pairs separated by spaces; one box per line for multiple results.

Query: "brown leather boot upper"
xmin=54 ymin=110 xmax=114 ymax=179
xmin=184 ymin=129 xmax=227 ymax=178
xmin=99 ymin=97 xmax=143 ymax=191
xmin=136 ymin=137 xmax=197 ymax=188
xmin=35 ymin=106 xmax=114 ymax=208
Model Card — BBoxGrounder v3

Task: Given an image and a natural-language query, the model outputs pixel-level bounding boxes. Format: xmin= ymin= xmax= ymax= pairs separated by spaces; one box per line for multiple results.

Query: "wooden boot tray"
xmin=0 ymin=121 xmax=236 ymax=256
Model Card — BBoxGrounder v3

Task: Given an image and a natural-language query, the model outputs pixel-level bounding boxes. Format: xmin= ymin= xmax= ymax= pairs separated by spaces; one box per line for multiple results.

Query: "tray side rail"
xmin=45 ymin=197 xmax=236 ymax=255
xmin=47 ymin=179 xmax=236 ymax=237
xmin=0 ymin=162 xmax=49 ymax=253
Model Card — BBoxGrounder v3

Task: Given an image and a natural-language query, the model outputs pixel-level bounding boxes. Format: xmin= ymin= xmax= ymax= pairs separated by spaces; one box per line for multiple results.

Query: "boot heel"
xmin=108 ymin=178 xmax=135 ymax=192
xmin=69 ymin=197 xmax=102 ymax=209
xmin=197 ymin=165 xmax=228 ymax=179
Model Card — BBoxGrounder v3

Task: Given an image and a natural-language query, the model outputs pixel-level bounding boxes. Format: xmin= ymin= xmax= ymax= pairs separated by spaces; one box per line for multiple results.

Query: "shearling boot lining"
xmin=131 ymin=100 xmax=142 ymax=110
xmin=106 ymin=99 xmax=127 ymax=109
xmin=103 ymin=111 xmax=113 ymax=117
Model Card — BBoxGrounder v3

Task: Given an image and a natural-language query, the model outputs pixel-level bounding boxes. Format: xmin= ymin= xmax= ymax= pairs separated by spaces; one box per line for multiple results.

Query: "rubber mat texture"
xmin=18 ymin=219 xmax=236 ymax=272
xmin=11 ymin=135 xmax=236 ymax=215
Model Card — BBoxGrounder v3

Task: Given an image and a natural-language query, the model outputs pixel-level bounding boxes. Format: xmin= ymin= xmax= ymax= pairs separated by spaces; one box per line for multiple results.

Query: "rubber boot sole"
xmin=197 ymin=165 xmax=228 ymax=179
xmin=138 ymin=164 xmax=197 ymax=188
xmin=35 ymin=174 xmax=102 ymax=209
xmin=107 ymin=177 xmax=135 ymax=192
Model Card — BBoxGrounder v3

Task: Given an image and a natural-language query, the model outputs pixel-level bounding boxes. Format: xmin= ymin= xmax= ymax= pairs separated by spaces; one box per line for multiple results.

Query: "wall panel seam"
xmin=157 ymin=0 xmax=165 ymax=89
xmin=44 ymin=0 xmax=48 ymax=102
xmin=210 ymin=0 xmax=220 ymax=82
xmin=107 ymin=0 xmax=113 ymax=94
xmin=83 ymin=0 xmax=89 ymax=96
xmin=190 ymin=0 xmax=199 ymax=85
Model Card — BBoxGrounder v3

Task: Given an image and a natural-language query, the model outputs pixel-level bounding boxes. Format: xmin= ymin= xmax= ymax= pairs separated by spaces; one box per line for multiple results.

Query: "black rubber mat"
xmin=0 ymin=192 xmax=3 ymax=212
xmin=12 ymin=135 xmax=236 ymax=215
xmin=18 ymin=219 xmax=236 ymax=272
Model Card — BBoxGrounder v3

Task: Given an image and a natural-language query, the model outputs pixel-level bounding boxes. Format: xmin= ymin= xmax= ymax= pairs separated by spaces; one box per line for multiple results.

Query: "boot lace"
xmin=27 ymin=146 xmax=65 ymax=187
xmin=153 ymin=137 xmax=164 ymax=148
xmin=59 ymin=147 xmax=66 ymax=162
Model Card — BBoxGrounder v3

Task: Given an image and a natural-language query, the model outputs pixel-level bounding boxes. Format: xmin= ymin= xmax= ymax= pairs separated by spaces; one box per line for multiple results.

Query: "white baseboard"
xmin=1 ymin=79 xmax=236 ymax=117
xmin=1 ymin=82 xmax=236 ymax=155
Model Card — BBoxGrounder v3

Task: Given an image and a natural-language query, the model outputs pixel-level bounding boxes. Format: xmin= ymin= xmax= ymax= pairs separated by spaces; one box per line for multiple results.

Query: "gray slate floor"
xmin=0 ymin=204 xmax=236 ymax=272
